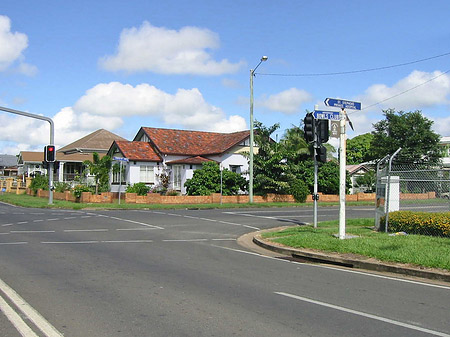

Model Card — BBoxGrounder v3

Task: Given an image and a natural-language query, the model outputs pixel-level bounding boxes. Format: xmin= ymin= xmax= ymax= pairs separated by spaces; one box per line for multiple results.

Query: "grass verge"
xmin=262 ymin=218 xmax=450 ymax=271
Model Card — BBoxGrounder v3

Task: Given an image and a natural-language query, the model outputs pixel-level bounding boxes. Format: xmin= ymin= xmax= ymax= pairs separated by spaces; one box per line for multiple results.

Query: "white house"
xmin=440 ymin=136 xmax=450 ymax=167
xmin=107 ymin=127 xmax=254 ymax=195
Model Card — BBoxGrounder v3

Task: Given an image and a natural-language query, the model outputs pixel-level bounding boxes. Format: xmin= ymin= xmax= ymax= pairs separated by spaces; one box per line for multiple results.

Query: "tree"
xmin=83 ymin=153 xmax=112 ymax=194
xmin=184 ymin=161 xmax=247 ymax=196
xmin=355 ymin=170 xmax=376 ymax=192
xmin=347 ymin=133 xmax=374 ymax=164
xmin=370 ymin=109 xmax=442 ymax=163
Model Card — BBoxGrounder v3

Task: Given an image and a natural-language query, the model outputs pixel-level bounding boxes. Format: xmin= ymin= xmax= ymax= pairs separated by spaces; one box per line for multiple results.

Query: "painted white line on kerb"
xmin=0 ymin=294 xmax=38 ymax=336
xmin=275 ymin=292 xmax=450 ymax=337
xmin=0 ymin=278 xmax=64 ymax=337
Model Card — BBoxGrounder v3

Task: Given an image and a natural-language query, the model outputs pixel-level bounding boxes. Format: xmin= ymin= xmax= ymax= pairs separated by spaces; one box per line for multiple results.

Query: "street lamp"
xmin=249 ymin=56 xmax=268 ymax=203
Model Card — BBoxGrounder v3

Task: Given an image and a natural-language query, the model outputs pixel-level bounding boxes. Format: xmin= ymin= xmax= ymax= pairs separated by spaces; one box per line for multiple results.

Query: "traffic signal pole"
xmin=0 ymin=106 xmax=54 ymax=204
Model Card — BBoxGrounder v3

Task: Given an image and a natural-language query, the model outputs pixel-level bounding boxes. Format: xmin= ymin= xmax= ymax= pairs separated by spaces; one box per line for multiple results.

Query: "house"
xmin=17 ymin=151 xmax=46 ymax=177
xmin=346 ymin=163 xmax=374 ymax=194
xmin=0 ymin=154 xmax=18 ymax=177
xmin=440 ymin=136 xmax=450 ymax=167
xmin=56 ymin=129 xmax=127 ymax=183
xmin=107 ymin=127 xmax=253 ymax=194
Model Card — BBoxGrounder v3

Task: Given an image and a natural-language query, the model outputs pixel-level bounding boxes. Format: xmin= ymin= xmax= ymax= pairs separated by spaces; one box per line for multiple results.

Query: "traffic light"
xmin=316 ymin=145 xmax=327 ymax=163
xmin=44 ymin=145 xmax=56 ymax=163
xmin=316 ymin=119 xmax=329 ymax=145
xmin=303 ymin=113 xmax=315 ymax=142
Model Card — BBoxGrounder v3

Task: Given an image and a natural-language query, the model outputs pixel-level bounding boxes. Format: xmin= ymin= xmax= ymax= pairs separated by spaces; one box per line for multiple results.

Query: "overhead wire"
xmin=256 ymin=51 xmax=450 ymax=77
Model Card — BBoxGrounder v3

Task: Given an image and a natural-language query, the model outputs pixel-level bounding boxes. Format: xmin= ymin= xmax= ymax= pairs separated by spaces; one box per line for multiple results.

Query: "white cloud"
xmin=431 ymin=115 xmax=450 ymax=136
xmin=0 ymin=15 xmax=35 ymax=74
xmin=256 ymin=88 xmax=312 ymax=114
xmin=359 ymin=70 xmax=450 ymax=111
xmin=74 ymin=82 xmax=247 ymax=132
xmin=99 ymin=21 xmax=244 ymax=75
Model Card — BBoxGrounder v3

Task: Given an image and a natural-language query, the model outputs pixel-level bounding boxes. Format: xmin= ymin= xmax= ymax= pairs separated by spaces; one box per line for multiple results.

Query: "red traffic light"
xmin=44 ymin=145 xmax=56 ymax=162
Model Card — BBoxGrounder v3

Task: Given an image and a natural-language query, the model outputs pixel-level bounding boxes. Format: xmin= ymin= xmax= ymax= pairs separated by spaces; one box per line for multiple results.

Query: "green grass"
xmin=262 ymin=218 xmax=450 ymax=270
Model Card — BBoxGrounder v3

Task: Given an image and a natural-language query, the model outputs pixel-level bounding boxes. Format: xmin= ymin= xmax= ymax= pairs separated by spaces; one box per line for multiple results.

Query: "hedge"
xmin=383 ymin=211 xmax=450 ymax=237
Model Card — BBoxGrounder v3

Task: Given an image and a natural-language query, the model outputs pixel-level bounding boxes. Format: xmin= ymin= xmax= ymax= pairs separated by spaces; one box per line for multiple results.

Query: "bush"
xmin=126 ymin=182 xmax=150 ymax=196
xmin=290 ymin=179 xmax=309 ymax=203
xmin=166 ymin=189 xmax=179 ymax=196
xmin=72 ymin=185 xmax=93 ymax=198
xmin=383 ymin=211 xmax=450 ymax=237
xmin=29 ymin=174 xmax=48 ymax=195
xmin=54 ymin=182 xmax=72 ymax=193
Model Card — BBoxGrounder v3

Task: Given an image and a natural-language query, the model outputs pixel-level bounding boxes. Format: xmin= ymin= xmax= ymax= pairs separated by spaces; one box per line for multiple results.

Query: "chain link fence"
xmin=375 ymin=151 xmax=450 ymax=237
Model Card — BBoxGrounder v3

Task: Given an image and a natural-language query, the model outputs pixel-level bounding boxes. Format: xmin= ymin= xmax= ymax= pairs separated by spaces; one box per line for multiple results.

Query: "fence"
xmin=375 ymin=152 xmax=450 ymax=237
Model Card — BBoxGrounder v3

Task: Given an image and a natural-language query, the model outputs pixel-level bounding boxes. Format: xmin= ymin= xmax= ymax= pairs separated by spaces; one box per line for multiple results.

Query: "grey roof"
xmin=58 ymin=129 xmax=127 ymax=154
xmin=0 ymin=154 xmax=18 ymax=167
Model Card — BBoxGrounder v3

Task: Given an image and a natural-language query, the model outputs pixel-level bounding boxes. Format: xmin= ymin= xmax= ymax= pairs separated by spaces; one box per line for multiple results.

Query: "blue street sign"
xmin=324 ymin=98 xmax=361 ymax=110
xmin=313 ymin=110 xmax=340 ymax=121
xmin=113 ymin=156 xmax=129 ymax=162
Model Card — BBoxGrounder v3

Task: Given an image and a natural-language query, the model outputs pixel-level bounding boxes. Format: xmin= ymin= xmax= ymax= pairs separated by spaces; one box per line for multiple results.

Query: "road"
xmin=0 ymin=203 xmax=449 ymax=336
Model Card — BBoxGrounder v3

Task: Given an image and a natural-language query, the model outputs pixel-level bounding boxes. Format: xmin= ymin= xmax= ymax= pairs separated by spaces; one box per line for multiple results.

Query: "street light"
xmin=249 ymin=56 xmax=268 ymax=203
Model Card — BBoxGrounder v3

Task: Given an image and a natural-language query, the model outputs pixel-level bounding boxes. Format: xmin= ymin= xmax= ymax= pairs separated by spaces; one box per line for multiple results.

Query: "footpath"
xmin=238 ymin=227 xmax=450 ymax=284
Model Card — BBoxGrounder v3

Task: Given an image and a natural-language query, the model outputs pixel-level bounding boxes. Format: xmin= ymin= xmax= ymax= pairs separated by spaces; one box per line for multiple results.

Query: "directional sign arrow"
xmin=313 ymin=110 xmax=340 ymax=121
xmin=324 ymin=98 xmax=361 ymax=110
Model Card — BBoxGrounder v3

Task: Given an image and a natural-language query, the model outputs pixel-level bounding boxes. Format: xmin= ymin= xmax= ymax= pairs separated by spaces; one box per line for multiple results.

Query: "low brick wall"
xmin=400 ymin=192 xmax=436 ymax=200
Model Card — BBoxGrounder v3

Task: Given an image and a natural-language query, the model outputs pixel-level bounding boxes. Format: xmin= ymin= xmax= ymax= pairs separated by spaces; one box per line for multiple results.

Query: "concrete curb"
xmin=252 ymin=229 xmax=450 ymax=283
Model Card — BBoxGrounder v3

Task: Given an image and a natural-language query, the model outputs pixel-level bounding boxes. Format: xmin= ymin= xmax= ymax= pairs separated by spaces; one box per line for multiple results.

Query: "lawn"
xmin=262 ymin=218 xmax=450 ymax=270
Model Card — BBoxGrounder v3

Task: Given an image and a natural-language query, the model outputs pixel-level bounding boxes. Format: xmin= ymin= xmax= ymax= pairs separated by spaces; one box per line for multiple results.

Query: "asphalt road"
xmin=0 ymin=202 xmax=449 ymax=337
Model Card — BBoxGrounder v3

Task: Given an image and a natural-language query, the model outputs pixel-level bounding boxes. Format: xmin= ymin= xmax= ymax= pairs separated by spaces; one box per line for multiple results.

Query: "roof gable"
xmin=137 ymin=127 xmax=250 ymax=156
xmin=58 ymin=129 xmax=127 ymax=154
xmin=113 ymin=141 xmax=162 ymax=162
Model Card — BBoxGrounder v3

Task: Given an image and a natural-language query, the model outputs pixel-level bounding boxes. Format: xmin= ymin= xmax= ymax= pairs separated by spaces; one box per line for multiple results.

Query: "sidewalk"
xmin=241 ymin=227 xmax=450 ymax=283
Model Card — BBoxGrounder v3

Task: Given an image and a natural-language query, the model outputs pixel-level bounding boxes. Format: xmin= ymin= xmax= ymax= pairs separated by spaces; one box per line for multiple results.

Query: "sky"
xmin=1 ymin=0 xmax=450 ymax=156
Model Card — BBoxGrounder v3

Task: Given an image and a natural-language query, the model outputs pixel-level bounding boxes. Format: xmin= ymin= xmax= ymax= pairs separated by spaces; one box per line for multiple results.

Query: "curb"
xmin=252 ymin=231 xmax=450 ymax=283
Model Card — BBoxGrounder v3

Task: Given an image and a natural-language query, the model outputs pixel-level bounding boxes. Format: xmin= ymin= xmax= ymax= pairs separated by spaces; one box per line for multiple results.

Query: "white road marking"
xmin=42 ymin=241 xmax=99 ymax=244
xmin=101 ymin=240 xmax=153 ymax=243
xmin=1 ymin=224 xmax=13 ymax=227
xmin=116 ymin=228 xmax=156 ymax=231
xmin=0 ymin=278 xmax=64 ymax=336
xmin=0 ymin=232 xmax=10 ymax=235
xmin=0 ymin=242 xmax=28 ymax=245
xmin=275 ymin=292 xmax=450 ymax=337
xmin=63 ymin=229 xmax=108 ymax=232
xmin=63 ymin=217 xmax=77 ymax=220
xmin=212 ymin=245 xmax=450 ymax=290
xmin=0 ymin=294 xmax=39 ymax=336
xmin=17 ymin=221 xmax=28 ymax=224
xmin=96 ymin=214 xmax=164 ymax=230
xmin=33 ymin=219 xmax=44 ymax=222
xmin=47 ymin=218 xmax=59 ymax=221
xmin=217 ymin=220 xmax=260 ymax=230
xmin=163 ymin=239 xmax=209 ymax=242
xmin=10 ymin=230 xmax=55 ymax=234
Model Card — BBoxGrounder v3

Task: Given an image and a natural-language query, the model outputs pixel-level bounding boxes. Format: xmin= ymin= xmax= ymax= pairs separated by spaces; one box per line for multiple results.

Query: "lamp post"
xmin=249 ymin=56 xmax=268 ymax=203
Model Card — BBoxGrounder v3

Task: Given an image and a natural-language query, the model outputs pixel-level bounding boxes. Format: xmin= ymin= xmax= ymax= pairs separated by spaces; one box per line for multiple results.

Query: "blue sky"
xmin=1 ymin=0 xmax=449 ymax=155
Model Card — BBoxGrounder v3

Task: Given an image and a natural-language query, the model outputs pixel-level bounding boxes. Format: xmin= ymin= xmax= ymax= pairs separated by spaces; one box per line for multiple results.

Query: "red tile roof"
xmin=167 ymin=156 xmax=215 ymax=165
xmin=139 ymin=127 xmax=250 ymax=156
xmin=114 ymin=141 xmax=162 ymax=162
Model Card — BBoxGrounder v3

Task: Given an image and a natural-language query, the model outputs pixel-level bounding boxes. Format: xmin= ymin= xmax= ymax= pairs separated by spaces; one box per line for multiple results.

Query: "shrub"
xmin=126 ymin=182 xmax=150 ymax=196
xmin=29 ymin=174 xmax=48 ymax=195
xmin=72 ymin=185 xmax=93 ymax=198
xmin=290 ymin=179 xmax=309 ymax=203
xmin=166 ymin=189 xmax=179 ymax=196
xmin=54 ymin=182 xmax=72 ymax=193
xmin=382 ymin=211 xmax=450 ymax=237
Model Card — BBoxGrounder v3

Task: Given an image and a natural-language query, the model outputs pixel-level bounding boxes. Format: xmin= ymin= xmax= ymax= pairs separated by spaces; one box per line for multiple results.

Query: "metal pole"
xmin=0 ymin=106 xmax=54 ymax=204
xmin=220 ymin=165 xmax=223 ymax=205
xmin=338 ymin=109 xmax=347 ymax=239
xmin=118 ymin=161 xmax=122 ymax=205
xmin=249 ymin=68 xmax=255 ymax=203
xmin=313 ymin=151 xmax=318 ymax=228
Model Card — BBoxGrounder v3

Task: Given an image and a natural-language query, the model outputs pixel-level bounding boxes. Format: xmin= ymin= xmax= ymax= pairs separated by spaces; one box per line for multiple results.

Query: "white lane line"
xmin=30 ymin=212 xmax=45 ymax=215
xmin=97 ymin=214 xmax=164 ymax=230
xmin=101 ymin=240 xmax=153 ymax=243
xmin=62 ymin=228 xmax=107 ymax=233
xmin=1 ymin=224 xmax=13 ymax=227
xmin=42 ymin=241 xmax=99 ymax=244
xmin=0 ymin=278 xmax=64 ymax=336
xmin=217 ymin=220 xmax=260 ymax=230
xmin=0 ymin=232 xmax=10 ymax=235
xmin=47 ymin=218 xmax=60 ymax=221
xmin=212 ymin=245 xmax=450 ymax=290
xmin=0 ymin=242 xmax=28 ymax=245
xmin=163 ymin=239 xmax=209 ymax=242
xmin=63 ymin=217 xmax=77 ymax=220
xmin=10 ymin=230 xmax=55 ymax=234
xmin=211 ymin=238 xmax=236 ymax=241
xmin=116 ymin=228 xmax=156 ymax=231
xmin=33 ymin=219 xmax=44 ymax=222
xmin=275 ymin=292 xmax=450 ymax=337
xmin=80 ymin=216 xmax=92 ymax=219
xmin=0 ymin=294 xmax=39 ymax=336
xmin=17 ymin=221 xmax=28 ymax=225
xmin=166 ymin=213 xmax=182 ymax=217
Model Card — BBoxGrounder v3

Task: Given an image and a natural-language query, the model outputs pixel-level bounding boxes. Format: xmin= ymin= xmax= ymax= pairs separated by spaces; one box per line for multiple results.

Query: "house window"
xmin=173 ymin=165 xmax=182 ymax=190
xmin=140 ymin=165 xmax=154 ymax=183
xmin=230 ymin=165 xmax=241 ymax=173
